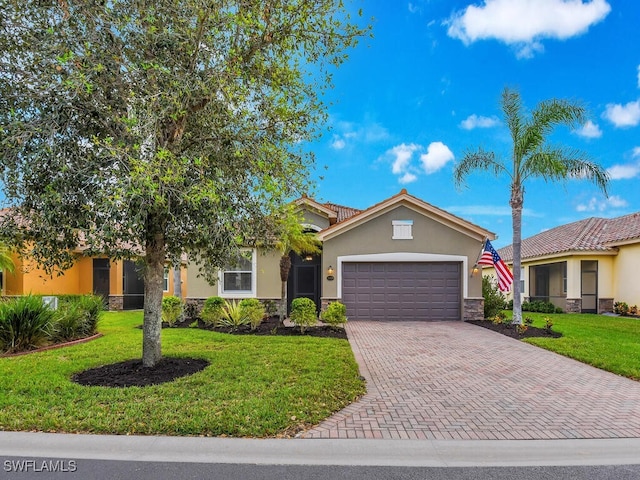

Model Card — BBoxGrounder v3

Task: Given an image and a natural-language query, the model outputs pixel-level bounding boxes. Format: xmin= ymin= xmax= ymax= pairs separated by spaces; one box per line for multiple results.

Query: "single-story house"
xmin=3 ymin=253 xmax=187 ymax=310
xmin=483 ymin=212 xmax=640 ymax=313
xmin=187 ymin=189 xmax=495 ymax=321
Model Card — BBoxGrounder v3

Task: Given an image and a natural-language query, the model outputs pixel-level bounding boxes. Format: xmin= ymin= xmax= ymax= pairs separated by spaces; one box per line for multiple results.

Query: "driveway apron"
xmin=300 ymin=321 xmax=640 ymax=440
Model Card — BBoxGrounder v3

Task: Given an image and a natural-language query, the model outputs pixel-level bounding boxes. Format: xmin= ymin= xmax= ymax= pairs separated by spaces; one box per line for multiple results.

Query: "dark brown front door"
xmin=342 ymin=262 xmax=461 ymax=321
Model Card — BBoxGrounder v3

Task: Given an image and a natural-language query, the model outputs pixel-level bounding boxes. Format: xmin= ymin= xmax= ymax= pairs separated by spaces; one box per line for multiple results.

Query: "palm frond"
xmin=453 ymin=148 xmax=507 ymax=189
xmin=501 ymin=87 xmax=524 ymax=146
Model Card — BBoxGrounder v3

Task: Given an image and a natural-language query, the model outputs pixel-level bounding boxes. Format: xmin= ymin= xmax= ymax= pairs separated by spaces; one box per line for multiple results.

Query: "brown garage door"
xmin=342 ymin=262 xmax=461 ymax=321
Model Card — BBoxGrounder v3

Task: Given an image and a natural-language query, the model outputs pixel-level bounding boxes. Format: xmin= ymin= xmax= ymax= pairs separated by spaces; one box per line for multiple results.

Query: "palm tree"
xmin=454 ymin=87 xmax=609 ymax=324
xmin=275 ymin=207 xmax=321 ymax=326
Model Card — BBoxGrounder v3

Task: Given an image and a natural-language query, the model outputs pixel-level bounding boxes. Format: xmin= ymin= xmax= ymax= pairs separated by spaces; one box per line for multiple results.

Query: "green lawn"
xmin=0 ymin=311 xmax=365 ymax=437
xmin=505 ymin=311 xmax=640 ymax=381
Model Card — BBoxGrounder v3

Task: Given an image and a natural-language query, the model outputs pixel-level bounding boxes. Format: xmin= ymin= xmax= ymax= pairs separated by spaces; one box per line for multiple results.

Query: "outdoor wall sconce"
xmin=303 ymin=255 xmax=313 ymax=261
xmin=471 ymin=264 xmax=480 ymax=277
xmin=326 ymin=265 xmax=335 ymax=281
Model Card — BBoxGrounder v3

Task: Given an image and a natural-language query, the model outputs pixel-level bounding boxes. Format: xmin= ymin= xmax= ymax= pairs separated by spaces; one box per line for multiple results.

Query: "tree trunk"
xmin=279 ymin=254 xmax=291 ymax=326
xmin=173 ymin=265 xmax=182 ymax=299
xmin=510 ymin=186 xmax=523 ymax=325
xmin=142 ymin=212 xmax=167 ymax=368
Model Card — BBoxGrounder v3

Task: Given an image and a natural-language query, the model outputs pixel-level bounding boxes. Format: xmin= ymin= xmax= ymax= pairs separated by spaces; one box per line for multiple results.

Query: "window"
xmin=163 ymin=267 xmax=169 ymax=292
xmin=219 ymin=249 xmax=256 ymax=297
xmin=392 ymin=220 xmax=413 ymax=240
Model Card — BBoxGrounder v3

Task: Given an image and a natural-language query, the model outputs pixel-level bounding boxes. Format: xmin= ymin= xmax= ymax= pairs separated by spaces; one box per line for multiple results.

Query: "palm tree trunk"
xmin=279 ymin=255 xmax=291 ymax=327
xmin=511 ymin=187 xmax=523 ymax=325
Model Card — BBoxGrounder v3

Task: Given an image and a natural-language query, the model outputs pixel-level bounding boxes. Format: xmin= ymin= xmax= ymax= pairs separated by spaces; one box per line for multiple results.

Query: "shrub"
xmin=219 ymin=300 xmax=250 ymax=329
xmin=516 ymin=324 xmax=528 ymax=335
xmin=614 ymin=301 xmax=630 ymax=316
xmin=321 ymin=301 xmax=347 ymax=328
xmin=290 ymin=297 xmax=317 ymax=333
xmin=161 ymin=296 xmax=183 ymax=327
xmin=74 ymin=294 xmax=104 ymax=336
xmin=505 ymin=299 xmax=514 ymax=310
xmin=482 ymin=276 xmax=505 ymax=319
xmin=200 ymin=296 xmax=225 ymax=326
xmin=543 ymin=316 xmax=554 ymax=331
xmin=524 ymin=316 xmax=534 ymax=326
xmin=0 ymin=295 xmax=55 ymax=353
xmin=554 ymin=307 xmax=564 ymax=314
xmin=239 ymin=298 xmax=265 ymax=330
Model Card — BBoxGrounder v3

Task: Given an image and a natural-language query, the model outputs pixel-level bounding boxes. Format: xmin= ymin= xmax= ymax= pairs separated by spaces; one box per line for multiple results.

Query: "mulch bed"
xmin=74 ymin=317 xmax=346 ymax=388
xmin=72 ymin=357 xmax=210 ymax=388
xmin=164 ymin=316 xmax=348 ymax=340
xmin=467 ymin=320 xmax=562 ymax=339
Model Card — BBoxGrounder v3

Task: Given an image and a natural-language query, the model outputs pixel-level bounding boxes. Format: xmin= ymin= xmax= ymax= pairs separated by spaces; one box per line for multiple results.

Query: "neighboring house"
xmin=187 ymin=189 xmax=495 ymax=321
xmin=4 ymin=253 xmax=187 ymax=310
xmin=483 ymin=212 xmax=640 ymax=314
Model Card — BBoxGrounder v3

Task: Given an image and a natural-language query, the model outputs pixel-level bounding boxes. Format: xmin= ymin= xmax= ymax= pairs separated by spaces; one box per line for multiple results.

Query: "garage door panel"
xmin=342 ymin=262 xmax=461 ymax=321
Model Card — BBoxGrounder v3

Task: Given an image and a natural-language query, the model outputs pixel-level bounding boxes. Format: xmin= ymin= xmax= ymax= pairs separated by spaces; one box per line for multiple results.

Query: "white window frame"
xmin=392 ymin=220 xmax=413 ymax=240
xmin=218 ymin=248 xmax=257 ymax=298
xmin=163 ymin=267 xmax=169 ymax=292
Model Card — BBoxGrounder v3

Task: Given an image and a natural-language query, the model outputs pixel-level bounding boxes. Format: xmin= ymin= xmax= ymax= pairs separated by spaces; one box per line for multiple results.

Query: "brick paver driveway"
xmin=301 ymin=321 xmax=640 ymax=440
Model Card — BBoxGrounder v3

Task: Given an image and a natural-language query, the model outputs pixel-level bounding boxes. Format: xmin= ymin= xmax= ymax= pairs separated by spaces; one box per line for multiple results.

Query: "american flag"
xmin=477 ymin=240 xmax=513 ymax=292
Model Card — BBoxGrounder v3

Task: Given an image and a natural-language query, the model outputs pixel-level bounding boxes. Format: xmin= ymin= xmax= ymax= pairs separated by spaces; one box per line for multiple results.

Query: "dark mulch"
xmin=467 ymin=320 xmax=562 ymax=339
xmin=163 ymin=316 xmax=348 ymax=339
xmin=77 ymin=317 xmax=346 ymax=388
xmin=72 ymin=357 xmax=210 ymax=388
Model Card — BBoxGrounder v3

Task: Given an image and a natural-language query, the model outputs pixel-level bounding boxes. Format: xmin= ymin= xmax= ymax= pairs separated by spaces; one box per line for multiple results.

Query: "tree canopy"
xmin=0 ymin=0 xmax=368 ymax=366
xmin=454 ymin=87 xmax=609 ymax=324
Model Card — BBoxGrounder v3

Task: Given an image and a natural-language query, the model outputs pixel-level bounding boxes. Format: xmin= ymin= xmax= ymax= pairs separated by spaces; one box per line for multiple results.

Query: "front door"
xmin=92 ymin=259 xmax=110 ymax=302
xmin=287 ymin=252 xmax=321 ymax=314
xmin=581 ymin=260 xmax=598 ymax=313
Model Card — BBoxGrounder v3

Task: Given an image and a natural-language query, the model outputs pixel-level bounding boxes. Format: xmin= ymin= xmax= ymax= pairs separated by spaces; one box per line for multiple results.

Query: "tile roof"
xmin=498 ymin=212 xmax=640 ymax=262
xmin=322 ymin=202 xmax=362 ymax=223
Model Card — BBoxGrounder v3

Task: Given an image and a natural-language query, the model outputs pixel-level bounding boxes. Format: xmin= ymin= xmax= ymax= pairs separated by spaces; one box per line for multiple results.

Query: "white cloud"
xmin=574 ymin=120 xmax=602 ymax=138
xmin=606 ymin=147 xmax=640 ymax=180
xmin=607 ymin=164 xmax=640 ymax=180
xmin=420 ymin=142 xmax=455 ymax=174
xmin=331 ymin=136 xmax=346 ymax=150
xmin=399 ymin=172 xmax=418 ymax=184
xmin=603 ymin=100 xmax=640 ymax=127
xmin=446 ymin=0 xmax=611 ymax=58
xmin=329 ymin=121 xmax=389 ymax=150
xmin=389 ymin=143 xmax=421 ymax=175
xmin=460 ymin=114 xmax=500 ymax=130
xmin=576 ymin=195 xmax=628 ymax=212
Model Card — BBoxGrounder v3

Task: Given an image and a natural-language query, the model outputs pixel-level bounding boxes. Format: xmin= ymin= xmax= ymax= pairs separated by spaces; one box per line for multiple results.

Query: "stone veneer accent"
xmin=108 ymin=295 xmax=124 ymax=311
xmin=185 ymin=297 xmax=281 ymax=317
xmin=565 ymin=298 xmax=581 ymax=313
xmin=599 ymin=298 xmax=614 ymax=314
xmin=321 ymin=297 xmax=340 ymax=312
xmin=463 ymin=297 xmax=484 ymax=321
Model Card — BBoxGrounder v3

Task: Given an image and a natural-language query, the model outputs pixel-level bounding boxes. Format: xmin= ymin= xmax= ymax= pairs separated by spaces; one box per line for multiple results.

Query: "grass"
xmin=505 ymin=311 xmax=640 ymax=381
xmin=0 ymin=311 xmax=365 ymax=437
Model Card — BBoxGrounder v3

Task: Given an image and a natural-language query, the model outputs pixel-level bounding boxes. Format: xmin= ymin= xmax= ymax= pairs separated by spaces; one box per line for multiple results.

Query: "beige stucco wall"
xmin=612 ymin=243 xmax=640 ymax=306
xmin=186 ymin=248 xmax=281 ymax=300
xmin=322 ymin=205 xmax=484 ymax=299
xmin=301 ymin=210 xmax=331 ymax=231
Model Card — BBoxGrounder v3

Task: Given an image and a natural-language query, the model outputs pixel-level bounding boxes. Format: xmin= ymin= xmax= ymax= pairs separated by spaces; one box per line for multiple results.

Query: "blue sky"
xmin=308 ymin=0 xmax=640 ymax=248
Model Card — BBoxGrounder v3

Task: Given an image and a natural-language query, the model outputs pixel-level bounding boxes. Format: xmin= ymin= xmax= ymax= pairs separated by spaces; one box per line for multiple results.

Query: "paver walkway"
xmin=300 ymin=321 xmax=640 ymax=440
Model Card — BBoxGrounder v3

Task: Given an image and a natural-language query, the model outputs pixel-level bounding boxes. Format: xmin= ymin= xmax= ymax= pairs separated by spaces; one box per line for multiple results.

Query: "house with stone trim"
xmin=187 ymin=189 xmax=495 ymax=322
xmin=483 ymin=212 xmax=640 ymax=313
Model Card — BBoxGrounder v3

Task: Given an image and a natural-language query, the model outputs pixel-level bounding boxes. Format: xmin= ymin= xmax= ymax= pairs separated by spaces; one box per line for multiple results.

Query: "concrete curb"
xmin=1 ymin=432 xmax=639 ymax=467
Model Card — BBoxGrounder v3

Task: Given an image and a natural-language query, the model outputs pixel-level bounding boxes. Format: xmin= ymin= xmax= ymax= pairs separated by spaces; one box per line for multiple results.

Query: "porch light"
xmin=471 ymin=264 xmax=480 ymax=276
xmin=304 ymin=255 xmax=313 ymax=261
xmin=326 ymin=265 xmax=335 ymax=281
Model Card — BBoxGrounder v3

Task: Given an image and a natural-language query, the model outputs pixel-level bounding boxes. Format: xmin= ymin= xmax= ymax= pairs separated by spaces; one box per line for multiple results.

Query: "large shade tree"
xmin=0 ymin=1 xmax=368 ymax=366
xmin=454 ymin=87 xmax=609 ymax=325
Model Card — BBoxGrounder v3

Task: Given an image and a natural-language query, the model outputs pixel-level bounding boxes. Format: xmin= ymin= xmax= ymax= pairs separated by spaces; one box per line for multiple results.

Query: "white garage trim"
xmin=336 ymin=252 xmax=470 ymax=299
